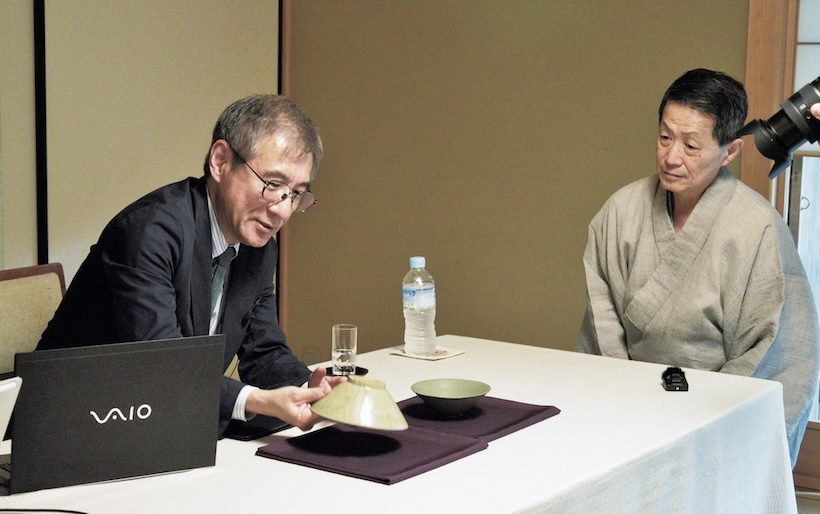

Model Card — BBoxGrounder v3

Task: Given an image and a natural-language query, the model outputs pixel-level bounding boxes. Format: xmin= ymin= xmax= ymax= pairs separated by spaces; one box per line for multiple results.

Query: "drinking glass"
xmin=332 ymin=324 xmax=357 ymax=376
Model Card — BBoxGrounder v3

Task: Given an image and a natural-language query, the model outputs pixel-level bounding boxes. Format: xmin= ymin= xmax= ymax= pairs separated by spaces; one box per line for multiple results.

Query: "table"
xmin=0 ymin=335 xmax=797 ymax=513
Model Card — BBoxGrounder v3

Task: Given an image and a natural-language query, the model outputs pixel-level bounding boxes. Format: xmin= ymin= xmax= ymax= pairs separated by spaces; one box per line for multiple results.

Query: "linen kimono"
xmin=577 ymin=167 xmax=820 ymax=466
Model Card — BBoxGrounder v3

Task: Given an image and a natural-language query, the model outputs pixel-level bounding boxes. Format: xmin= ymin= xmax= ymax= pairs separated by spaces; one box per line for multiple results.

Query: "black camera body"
xmin=738 ymin=76 xmax=820 ymax=178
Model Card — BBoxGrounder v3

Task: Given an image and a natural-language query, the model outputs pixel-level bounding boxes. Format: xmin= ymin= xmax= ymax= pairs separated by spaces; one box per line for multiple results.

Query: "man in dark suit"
xmin=38 ymin=94 xmax=345 ymax=436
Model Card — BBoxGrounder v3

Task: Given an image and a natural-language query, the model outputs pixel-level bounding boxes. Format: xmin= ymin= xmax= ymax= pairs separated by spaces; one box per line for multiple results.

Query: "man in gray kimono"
xmin=577 ymin=69 xmax=820 ymax=467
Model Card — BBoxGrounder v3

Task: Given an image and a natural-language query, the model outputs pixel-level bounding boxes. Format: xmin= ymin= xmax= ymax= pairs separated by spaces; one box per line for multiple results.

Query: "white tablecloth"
xmin=0 ymin=335 xmax=797 ymax=513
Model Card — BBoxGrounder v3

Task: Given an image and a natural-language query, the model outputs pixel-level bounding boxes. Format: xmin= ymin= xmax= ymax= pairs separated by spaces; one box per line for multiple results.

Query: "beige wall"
xmin=0 ymin=0 xmax=280 ymax=281
xmin=45 ymin=0 xmax=281 ymax=282
xmin=47 ymin=0 xmax=282 ymax=282
xmin=281 ymin=0 xmax=749 ymax=361
xmin=0 ymin=0 xmax=38 ymax=269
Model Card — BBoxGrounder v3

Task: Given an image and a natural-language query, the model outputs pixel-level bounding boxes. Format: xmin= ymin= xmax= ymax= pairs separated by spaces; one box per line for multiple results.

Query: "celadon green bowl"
xmin=311 ymin=375 xmax=409 ymax=431
xmin=411 ymin=378 xmax=491 ymax=417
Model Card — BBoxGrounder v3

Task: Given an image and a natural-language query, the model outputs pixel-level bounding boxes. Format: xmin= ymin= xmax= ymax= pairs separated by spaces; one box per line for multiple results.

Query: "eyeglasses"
xmin=229 ymin=144 xmax=317 ymax=212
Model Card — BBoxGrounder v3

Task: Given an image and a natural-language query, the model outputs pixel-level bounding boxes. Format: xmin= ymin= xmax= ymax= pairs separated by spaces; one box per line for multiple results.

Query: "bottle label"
xmin=403 ymin=285 xmax=435 ymax=310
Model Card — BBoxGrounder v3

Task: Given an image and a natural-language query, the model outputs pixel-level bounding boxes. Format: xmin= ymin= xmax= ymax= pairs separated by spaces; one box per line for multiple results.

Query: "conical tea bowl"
xmin=311 ymin=375 xmax=409 ymax=431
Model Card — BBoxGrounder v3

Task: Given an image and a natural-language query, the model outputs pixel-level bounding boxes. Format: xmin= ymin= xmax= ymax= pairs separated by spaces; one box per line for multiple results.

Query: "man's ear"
xmin=209 ymin=139 xmax=232 ymax=181
xmin=721 ymin=137 xmax=744 ymax=167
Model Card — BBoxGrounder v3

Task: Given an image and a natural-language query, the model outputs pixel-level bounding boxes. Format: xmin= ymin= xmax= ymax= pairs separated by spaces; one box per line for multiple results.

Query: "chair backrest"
xmin=0 ymin=263 xmax=66 ymax=374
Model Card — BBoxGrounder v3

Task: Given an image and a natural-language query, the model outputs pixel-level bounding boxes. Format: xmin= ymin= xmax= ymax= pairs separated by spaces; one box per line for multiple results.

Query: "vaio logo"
xmin=90 ymin=404 xmax=153 ymax=424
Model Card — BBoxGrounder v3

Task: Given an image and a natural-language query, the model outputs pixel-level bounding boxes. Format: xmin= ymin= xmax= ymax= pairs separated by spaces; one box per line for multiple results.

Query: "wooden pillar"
xmin=741 ymin=0 xmax=797 ymax=212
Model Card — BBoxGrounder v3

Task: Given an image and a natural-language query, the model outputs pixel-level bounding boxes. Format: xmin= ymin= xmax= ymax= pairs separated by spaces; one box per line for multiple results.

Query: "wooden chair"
xmin=0 ymin=263 xmax=66 ymax=374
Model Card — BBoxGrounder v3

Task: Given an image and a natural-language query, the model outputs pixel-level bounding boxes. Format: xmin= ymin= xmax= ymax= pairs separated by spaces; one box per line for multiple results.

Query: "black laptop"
xmin=3 ymin=335 xmax=224 ymax=495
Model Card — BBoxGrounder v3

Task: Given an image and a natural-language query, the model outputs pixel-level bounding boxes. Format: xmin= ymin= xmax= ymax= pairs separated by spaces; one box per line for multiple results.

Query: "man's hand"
xmin=812 ymin=103 xmax=820 ymax=120
xmin=245 ymin=383 xmax=329 ymax=431
xmin=307 ymin=365 xmax=348 ymax=389
xmin=244 ymin=367 xmax=347 ymax=431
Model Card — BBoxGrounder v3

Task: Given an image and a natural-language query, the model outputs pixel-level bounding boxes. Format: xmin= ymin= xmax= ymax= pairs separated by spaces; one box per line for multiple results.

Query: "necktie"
xmin=211 ymin=247 xmax=236 ymax=315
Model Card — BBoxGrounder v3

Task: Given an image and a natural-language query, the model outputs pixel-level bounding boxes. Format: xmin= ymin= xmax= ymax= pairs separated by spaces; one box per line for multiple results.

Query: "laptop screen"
xmin=0 ymin=377 xmax=22 ymax=441
xmin=9 ymin=335 xmax=224 ymax=494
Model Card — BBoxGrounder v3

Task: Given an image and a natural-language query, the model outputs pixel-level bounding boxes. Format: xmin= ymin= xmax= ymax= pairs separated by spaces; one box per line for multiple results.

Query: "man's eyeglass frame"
xmin=227 ymin=142 xmax=317 ymax=212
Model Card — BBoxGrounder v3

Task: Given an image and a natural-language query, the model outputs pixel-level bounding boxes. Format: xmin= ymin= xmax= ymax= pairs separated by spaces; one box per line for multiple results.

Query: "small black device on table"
xmin=662 ymin=366 xmax=688 ymax=392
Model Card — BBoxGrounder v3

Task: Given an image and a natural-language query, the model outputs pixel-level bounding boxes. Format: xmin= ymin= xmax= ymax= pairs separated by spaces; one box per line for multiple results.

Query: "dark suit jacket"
xmin=38 ymin=176 xmax=311 ymax=436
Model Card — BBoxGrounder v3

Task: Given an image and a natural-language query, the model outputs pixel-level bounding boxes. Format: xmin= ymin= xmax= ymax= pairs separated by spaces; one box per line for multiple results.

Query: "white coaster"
xmin=389 ymin=345 xmax=466 ymax=361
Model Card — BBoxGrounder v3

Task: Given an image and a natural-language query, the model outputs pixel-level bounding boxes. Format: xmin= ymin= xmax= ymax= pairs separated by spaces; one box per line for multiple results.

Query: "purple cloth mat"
xmin=255 ymin=396 xmax=560 ymax=484
xmin=398 ymin=396 xmax=561 ymax=442
xmin=255 ymin=423 xmax=486 ymax=484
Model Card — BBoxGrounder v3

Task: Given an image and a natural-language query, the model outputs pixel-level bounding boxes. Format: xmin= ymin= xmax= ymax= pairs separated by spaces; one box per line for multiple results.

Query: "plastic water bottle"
xmin=403 ymin=256 xmax=436 ymax=356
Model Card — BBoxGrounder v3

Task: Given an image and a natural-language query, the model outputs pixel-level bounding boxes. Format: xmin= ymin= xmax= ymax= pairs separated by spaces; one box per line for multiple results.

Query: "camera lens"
xmin=738 ymin=76 xmax=820 ymax=178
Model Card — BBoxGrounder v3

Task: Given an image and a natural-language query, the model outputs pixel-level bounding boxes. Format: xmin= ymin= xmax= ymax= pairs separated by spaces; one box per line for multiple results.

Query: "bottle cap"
xmin=409 ymin=256 xmax=426 ymax=268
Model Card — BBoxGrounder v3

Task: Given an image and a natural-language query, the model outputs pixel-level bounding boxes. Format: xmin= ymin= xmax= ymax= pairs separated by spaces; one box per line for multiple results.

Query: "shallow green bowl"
xmin=411 ymin=378 xmax=491 ymax=417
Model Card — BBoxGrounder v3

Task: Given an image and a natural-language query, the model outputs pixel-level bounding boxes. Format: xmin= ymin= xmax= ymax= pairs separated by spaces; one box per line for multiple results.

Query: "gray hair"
xmin=204 ymin=94 xmax=323 ymax=179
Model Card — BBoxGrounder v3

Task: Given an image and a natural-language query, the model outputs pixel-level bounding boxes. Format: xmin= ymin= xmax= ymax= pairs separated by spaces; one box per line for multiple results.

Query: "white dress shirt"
xmin=206 ymin=194 xmax=258 ymax=422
